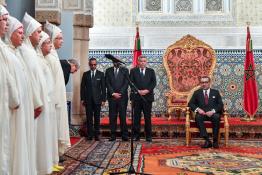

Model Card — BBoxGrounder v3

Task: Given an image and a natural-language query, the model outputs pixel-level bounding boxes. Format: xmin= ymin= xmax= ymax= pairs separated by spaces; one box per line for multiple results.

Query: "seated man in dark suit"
xmin=60 ymin=59 xmax=79 ymax=85
xmin=188 ymin=76 xmax=223 ymax=148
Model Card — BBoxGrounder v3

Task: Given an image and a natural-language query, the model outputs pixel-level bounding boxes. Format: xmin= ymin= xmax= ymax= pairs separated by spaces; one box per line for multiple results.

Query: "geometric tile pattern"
xmin=89 ymin=49 xmax=262 ymax=116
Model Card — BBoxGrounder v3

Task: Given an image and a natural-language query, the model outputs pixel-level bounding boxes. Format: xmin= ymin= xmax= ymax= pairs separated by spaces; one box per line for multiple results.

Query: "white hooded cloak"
xmin=19 ymin=13 xmax=53 ymax=175
xmin=45 ymin=21 xmax=71 ymax=156
xmin=0 ymin=6 xmax=20 ymax=175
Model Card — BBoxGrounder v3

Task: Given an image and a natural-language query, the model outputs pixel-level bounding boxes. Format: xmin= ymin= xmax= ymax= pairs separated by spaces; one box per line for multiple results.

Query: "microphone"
xmin=105 ymin=54 xmax=125 ymax=64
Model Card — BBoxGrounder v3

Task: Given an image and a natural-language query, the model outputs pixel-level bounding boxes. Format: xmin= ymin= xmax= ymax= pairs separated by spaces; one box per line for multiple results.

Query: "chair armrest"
xmin=222 ymin=110 xmax=229 ymax=128
xmin=185 ymin=107 xmax=190 ymax=127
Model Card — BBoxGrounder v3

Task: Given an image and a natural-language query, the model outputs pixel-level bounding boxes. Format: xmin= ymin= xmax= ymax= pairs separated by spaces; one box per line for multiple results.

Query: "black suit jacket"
xmin=188 ymin=88 xmax=224 ymax=114
xmin=105 ymin=66 xmax=129 ymax=100
xmin=129 ymin=67 xmax=156 ymax=102
xmin=80 ymin=70 xmax=106 ymax=104
xmin=60 ymin=60 xmax=71 ymax=85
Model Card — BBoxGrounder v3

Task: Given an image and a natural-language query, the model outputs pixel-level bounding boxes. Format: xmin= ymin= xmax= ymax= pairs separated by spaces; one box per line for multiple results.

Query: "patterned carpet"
xmin=53 ymin=138 xmax=143 ymax=175
xmin=54 ymin=138 xmax=262 ymax=175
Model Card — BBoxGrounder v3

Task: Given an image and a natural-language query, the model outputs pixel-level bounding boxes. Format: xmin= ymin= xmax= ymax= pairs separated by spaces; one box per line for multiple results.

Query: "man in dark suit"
xmin=188 ymin=76 xmax=224 ymax=148
xmin=105 ymin=56 xmax=129 ymax=141
xmin=60 ymin=59 xmax=79 ymax=85
xmin=80 ymin=58 xmax=106 ymax=141
xmin=130 ymin=55 xmax=156 ymax=142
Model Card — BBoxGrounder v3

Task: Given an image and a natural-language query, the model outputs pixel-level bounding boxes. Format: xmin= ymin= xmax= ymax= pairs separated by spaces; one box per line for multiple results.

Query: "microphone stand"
xmin=110 ymin=66 xmax=151 ymax=175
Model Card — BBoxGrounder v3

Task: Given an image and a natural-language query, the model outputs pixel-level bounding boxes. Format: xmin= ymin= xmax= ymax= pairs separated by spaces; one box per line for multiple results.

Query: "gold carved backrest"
xmin=163 ymin=35 xmax=216 ymax=109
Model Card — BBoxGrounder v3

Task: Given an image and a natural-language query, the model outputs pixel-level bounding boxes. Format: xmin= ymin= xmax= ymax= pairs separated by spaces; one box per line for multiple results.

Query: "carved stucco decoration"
xmin=84 ymin=0 xmax=93 ymax=15
xmin=206 ymin=0 xmax=222 ymax=12
xmin=236 ymin=0 xmax=262 ymax=26
xmin=94 ymin=0 xmax=132 ymax=26
xmin=133 ymin=0 xmax=235 ymax=26
xmin=73 ymin=13 xmax=93 ymax=28
xmin=145 ymin=0 xmax=162 ymax=12
xmin=175 ymin=0 xmax=193 ymax=12
xmin=63 ymin=0 xmax=93 ymax=15
xmin=36 ymin=0 xmax=59 ymax=9
xmin=35 ymin=10 xmax=61 ymax=24
xmin=35 ymin=0 xmax=93 ymax=25
xmin=35 ymin=0 xmax=61 ymax=24
xmin=63 ymin=0 xmax=81 ymax=10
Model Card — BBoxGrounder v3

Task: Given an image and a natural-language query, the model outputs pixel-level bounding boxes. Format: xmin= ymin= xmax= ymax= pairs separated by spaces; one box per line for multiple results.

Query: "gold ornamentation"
xmin=163 ymin=34 xmax=216 ymax=119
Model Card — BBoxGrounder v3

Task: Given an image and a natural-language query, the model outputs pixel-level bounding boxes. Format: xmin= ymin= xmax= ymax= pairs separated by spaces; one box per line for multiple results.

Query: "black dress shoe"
xmin=146 ymin=138 xmax=152 ymax=142
xmin=134 ymin=137 xmax=140 ymax=141
xmin=108 ymin=137 xmax=116 ymax=141
xmin=213 ymin=142 xmax=219 ymax=148
xmin=95 ymin=136 xmax=100 ymax=141
xmin=201 ymin=140 xmax=212 ymax=148
xmin=86 ymin=137 xmax=93 ymax=141
xmin=59 ymin=156 xmax=66 ymax=163
xmin=122 ymin=137 xmax=129 ymax=141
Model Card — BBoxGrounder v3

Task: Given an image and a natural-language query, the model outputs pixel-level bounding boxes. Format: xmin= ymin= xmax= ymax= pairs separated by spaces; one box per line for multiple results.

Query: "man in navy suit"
xmin=188 ymin=76 xmax=224 ymax=148
xmin=130 ymin=55 xmax=156 ymax=142
xmin=105 ymin=55 xmax=129 ymax=141
xmin=81 ymin=58 xmax=106 ymax=141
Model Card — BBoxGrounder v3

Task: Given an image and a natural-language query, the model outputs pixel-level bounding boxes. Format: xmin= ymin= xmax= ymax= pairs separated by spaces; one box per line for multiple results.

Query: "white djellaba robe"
xmin=0 ymin=40 xmax=20 ymax=175
xmin=19 ymin=37 xmax=53 ymax=175
xmin=10 ymin=48 xmax=38 ymax=175
xmin=45 ymin=21 xmax=71 ymax=156
xmin=1 ymin=38 xmax=30 ymax=175
xmin=37 ymin=31 xmax=58 ymax=167
xmin=21 ymin=13 xmax=53 ymax=174
xmin=44 ymin=49 xmax=60 ymax=166
xmin=5 ymin=15 xmax=37 ymax=175
xmin=0 ymin=5 xmax=19 ymax=175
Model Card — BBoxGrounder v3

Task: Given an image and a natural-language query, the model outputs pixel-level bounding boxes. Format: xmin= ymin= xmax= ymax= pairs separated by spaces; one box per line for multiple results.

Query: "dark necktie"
xmin=114 ymin=68 xmax=118 ymax=78
xmin=91 ymin=71 xmax=95 ymax=79
xmin=204 ymin=90 xmax=209 ymax=105
xmin=140 ymin=68 xmax=144 ymax=77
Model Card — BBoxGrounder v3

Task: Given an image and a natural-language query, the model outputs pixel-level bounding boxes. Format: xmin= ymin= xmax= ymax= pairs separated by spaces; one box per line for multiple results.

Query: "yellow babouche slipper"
xmin=52 ymin=166 xmax=60 ymax=172
xmin=54 ymin=165 xmax=64 ymax=170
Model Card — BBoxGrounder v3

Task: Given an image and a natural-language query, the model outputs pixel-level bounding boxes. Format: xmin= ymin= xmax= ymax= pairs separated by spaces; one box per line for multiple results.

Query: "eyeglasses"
xmin=55 ymin=37 xmax=63 ymax=40
xmin=90 ymin=64 xmax=97 ymax=66
xmin=201 ymin=81 xmax=209 ymax=84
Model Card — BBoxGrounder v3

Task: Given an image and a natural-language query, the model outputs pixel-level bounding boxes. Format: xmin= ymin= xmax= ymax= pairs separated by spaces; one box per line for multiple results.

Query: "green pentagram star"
xmin=245 ymin=64 xmax=255 ymax=81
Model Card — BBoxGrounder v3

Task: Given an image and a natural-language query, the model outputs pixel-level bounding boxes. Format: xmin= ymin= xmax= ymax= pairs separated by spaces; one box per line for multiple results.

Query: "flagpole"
xmin=241 ymin=21 xmax=257 ymax=121
xmin=136 ymin=21 xmax=139 ymax=29
xmin=132 ymin=22 xmax=142 ymax=68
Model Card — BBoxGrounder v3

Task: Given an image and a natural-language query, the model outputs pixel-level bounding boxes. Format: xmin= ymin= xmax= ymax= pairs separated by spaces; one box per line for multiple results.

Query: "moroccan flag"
xmin=243 ymin=26 xmax=258 ymax=116
xmin=132 ymin=26 xmax=142 ymax=67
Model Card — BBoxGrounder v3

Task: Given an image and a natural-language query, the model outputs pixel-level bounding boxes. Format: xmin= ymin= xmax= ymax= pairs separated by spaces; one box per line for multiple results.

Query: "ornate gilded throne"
xmin=163 ymin=35 xmax=216 ymax=119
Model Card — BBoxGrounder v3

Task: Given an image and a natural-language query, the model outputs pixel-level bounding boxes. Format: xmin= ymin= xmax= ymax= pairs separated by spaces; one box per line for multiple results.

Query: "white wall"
xmin=90 ymin=0 xmax=262 ymax=50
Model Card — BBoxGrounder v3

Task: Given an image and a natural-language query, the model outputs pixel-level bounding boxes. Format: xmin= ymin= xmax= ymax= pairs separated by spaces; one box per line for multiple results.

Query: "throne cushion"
xmin=189 ymin=119 xmax=225 ymax=128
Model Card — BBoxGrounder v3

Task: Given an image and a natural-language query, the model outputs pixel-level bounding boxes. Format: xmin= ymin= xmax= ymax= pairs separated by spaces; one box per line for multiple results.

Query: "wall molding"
xmin=90 ymin=26 xmax=262 ymax=50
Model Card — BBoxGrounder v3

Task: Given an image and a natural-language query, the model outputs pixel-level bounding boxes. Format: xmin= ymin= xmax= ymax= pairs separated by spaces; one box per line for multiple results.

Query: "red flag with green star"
xmin=243 ymin=26 xmax=258 ymax=116
xmin=132 ymin=26 xmax=142 ymax=67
